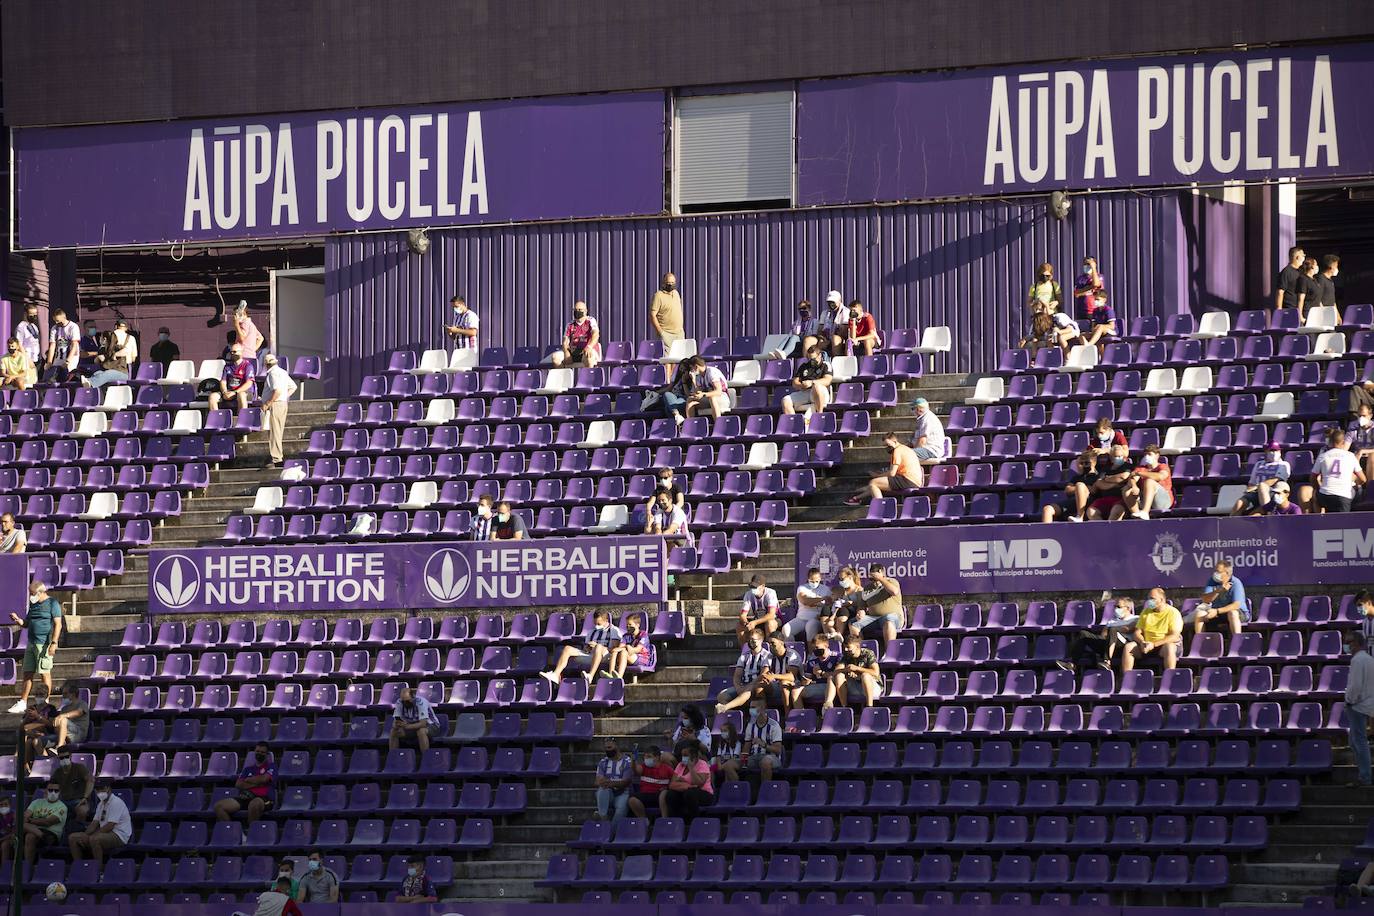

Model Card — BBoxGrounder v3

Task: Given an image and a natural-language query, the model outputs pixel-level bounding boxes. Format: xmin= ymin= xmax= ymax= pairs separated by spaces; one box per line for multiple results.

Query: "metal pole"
xmin=10 ymin=729 xmax=25 ymax=916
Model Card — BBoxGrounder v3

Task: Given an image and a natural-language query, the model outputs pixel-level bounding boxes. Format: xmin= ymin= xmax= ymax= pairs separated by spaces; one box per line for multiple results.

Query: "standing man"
xmin=1346 ymin=631 xmax=1374 ymax=787
xmin=445 ymin=295 xmax=479 ymax=350
xmin=649 ymin=272 xmax=684 ymax=346
xmin=15 ymin=305 xmax=42 ymax=371
xmin=259 ymin=354 xmax=298 ymax=469
xmin=910 ymin=397 xmax=946 ymax=461
xmin=593 ymin=739 xmax=633 ymax=823
xmin=1304 ymin=429 xmax=1366 ymax=513
xmin=41 ymin=310 xmax=80 ymax=384
xmin=1318 ymin=254 xmax=1341 ymax=320
xmin=1274 ymin=246 xmax=1305 ymax=312
xmin=148 ymin=327 xmax=181 ymax=375
xmin=1192 ymin=559 xmax=1250 ymax=639
xmin=7 ymin=581 xmax=62 ymax=714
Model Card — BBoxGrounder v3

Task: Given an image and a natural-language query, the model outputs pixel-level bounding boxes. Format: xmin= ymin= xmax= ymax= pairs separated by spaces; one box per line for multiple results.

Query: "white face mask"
xmin=476 ymin=505 xmax=491 ymax=518
xmin=839 ymin=577 xmax=852 ymax=588
xmin=497 ymin=512 xmax=510 ymax=523
xmin=753 ymin=586 xmax=765 ymax=597
xmin=96 ymin=791 xmax=110 ymax=801
xmin=808 ymin=579 xmax=822 ymax=588
xmin=1142 ymin=454 xmax=1159 ymax=468
xmin=46 ymin=791 xmax=60 ymax=802
xmin=1361 ymin=417 xmax=1371 ymax=428
xmin=643 ymin=756 xmax=657 ymax=767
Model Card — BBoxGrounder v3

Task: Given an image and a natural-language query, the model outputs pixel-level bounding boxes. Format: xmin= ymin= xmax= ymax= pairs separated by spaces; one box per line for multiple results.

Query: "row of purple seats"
xmin=4 ymin=432 xmax=234 ymax=469
xmin=546 ymin=850 xmax=1230 ymax=892
xmin=113 ymin=610 xmax=679 ymax=655
xmin=0 ymin=381 xmax=197 ymax=417
xmin=19 ymin=891 xmax=388 ymax=907
xmin=572 ymin=811 xmax=1266 ymax=853
xmin=2 ymin=461 xmax=209 ymax=497
xmin=120 ymin=815 xmax=491 ymax=855
xmin=111 ymin=780 xmax=520 ymax=820
xmin=1000 ymin=332 xmax=1338 ymax=377
xmin=579 ymin=889 xmax=1121 ymax=907
xmin=3 ymin=406 xmax=261 ymax=441
xmin=26 ymin=851 xmax=451 ymax=890
xmin=6 ymin=490 xmax=182 ymax=526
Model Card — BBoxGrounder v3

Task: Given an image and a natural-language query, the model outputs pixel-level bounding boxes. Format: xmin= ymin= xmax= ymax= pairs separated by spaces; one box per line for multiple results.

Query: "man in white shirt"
xmin=784 ymin=566 xmax=832 ymax=641
xmin=0 ymin=513 xmax=26 ymax=554
xmin=1232 ymin=443 xmax=1290 ymax=515
xmin=1304 ymin=430 xmax=1366 ymax=513
xmin=735 ymin=575 xmax=780 ymax=644
xmin=817 ymin=290 xmax=851 ymax=355
xmin=15 ymin=305 xmax=42 ymax=368
xmin=743 ymin=698 xmax=785 ymax=780
xmin=910 ymin=397 xmax=946 ymax=461
xmin=41 ymin=310 xmax=81 ymax=384
xmin=389 ymin=685 xmax=441 ymax=753
xmin=714 ymin=629 xmax=772 ymax=712
xmin=68 ymin=779 xmax=131 ymax=866
xmin=259 ymin=354 xmax=298 ymax=469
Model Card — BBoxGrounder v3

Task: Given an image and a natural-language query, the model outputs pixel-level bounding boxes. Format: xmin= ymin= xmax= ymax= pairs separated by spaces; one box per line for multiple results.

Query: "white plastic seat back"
xmin=966 ymin=377 xmax=1005 ymax=405
xmin=246 ymin=486 xmax=284 ymax=515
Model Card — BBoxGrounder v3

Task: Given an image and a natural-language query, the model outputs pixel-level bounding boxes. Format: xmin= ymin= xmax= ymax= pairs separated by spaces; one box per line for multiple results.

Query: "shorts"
xmin=1238 ymin=489 xmax=1264 ymax=510
xmin=632 ymin=791 xmax=663 ymax=810
xmin=1089 ymin=495 xmax=1122 ymax=514
xmin=235 ymin=792 xmax=274 ymax=811
xmin=568 ymin=343 xmax=601 ymax=363
xmin=395 ymin=722 xmax=441 ymax=743
xmin=912 ymin=446 xmax=942 ymax=461
xmin=860 ymin=615 xmax=901 ymax=637
xmin=747 ymin=753 xmax=782 ymax=771
xmin=1148 ymin=488 xmax=1174 ymax=511
xmin=785 ymin=388 xmax=820 ymax=410
xmin=1318 ymin=492 xmax=1353 ymax=513
xmin=22 ymin=641 xmax=52 ymax=675
xmin=796 ymin=683 xmax=834 ymax=704
xmin=888 ymin=475 xmax=921 ymax=493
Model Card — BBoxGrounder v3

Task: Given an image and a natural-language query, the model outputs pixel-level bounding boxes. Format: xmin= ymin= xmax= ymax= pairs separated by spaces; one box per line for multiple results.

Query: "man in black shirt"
xmin=148 ymin=327 xmax=181 ymax=374
xmin=1274 ymin=246 xmax=1305 ymax=312
xmin=782 ymin=346 xmax=833 ymax=419
xmin=1297 ymin=258 xmax=1322 ymax=322
xmin=1318 ymin=254 xmax=1340 ymax=312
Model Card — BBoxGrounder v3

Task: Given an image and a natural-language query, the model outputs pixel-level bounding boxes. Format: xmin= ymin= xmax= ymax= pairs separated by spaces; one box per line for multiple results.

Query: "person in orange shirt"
xmin=845 ymin=432 xmax=924 ymax=505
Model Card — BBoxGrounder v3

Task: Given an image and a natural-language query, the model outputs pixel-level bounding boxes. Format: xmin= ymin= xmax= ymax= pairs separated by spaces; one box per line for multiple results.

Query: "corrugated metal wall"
xmin=326 ymin=191 xmax=1186 ymax=396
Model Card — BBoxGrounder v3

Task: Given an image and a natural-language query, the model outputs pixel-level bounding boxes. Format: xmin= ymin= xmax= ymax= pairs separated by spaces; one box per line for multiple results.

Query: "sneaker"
xmin=6 ymin=699 xmax=26 ymax=714
xmin=672 ymin=412 xmax=685 ymax=426
xmin=803 ymin=408 xmax=814 ymax=430
xmin=1068 ymin=515 xmax=1084 ymax=523
xmin=1132 ymin=510 xmax=1150 ymax=521
xmin=1054 ymin=660 xmax=1074 ymax=673
xmin=539 ymin=672 xmax=558 ymax=684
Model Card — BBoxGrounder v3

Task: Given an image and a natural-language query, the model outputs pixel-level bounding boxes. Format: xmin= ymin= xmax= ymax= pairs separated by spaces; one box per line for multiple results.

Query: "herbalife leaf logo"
xmin=423 ymin=549 xmax=471 ymax=603
xmin=152 ymin=556 xmax=201 ymax=609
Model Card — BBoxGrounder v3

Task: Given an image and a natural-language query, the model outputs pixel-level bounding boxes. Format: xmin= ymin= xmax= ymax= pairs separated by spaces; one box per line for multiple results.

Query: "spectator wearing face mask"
xmin=1027 ymin=262 xmax=1061 ymax=319
xmin=743 ymin=699 xmax=785 ymax=780
xmin=1302 ymin=429 xmax=1366 ymax=513
xmin=658 ymin=356 xmax=697 ymax=424
xmin=15 ymin=305 xmax=42 ymax=369
xmin=649 ymin=272 xmax=684 ymax=345
xmin=782 ymin=345 xmax=833 ymax=422
xmin=51 ymin=681 xmax=91 ymax=753
xmin=9 ymin=580 xmax=63 ymax=714
xmin=790 ymin=633 xmax=841 ymax=710
xmin=685 ymin=356 xmax=730 ymax=419
xmin=1083 ymin=442 xmax=1134 ymax=520
xmin=542 ymin=609 xmax=622 ymax=684
xmin=1297 ymin=257 xmax=1321 ymax=322
xmin=1232 ymin=443 xmax=1292 ymax=516
xmin=844 ymin=432 xmax=924 ymax=506
xmin=0 ymin=781 xmax=66 ymax=866
xmin=663 ymin=705 xmax=711 ymax=765
xmin=1073 ymin=257 xmax=1105 ymax=317
xmin=1122 ymin=587 xmax=1183 ymax=672
xmin=1346 ymin=631 xmax=1374 ymax=788
xmin=660 ymin=742 xmax=714 ymax=822
xmin=84 ymin=320 xmax=137 ymax=389
xmin=1043 ymin=449 xmax=1099 ymax=523
xmin=51 ymin=743 xmax=94 ymax=824
xmin=644 ymin=489 xmax=690 ymax=547
xmin=213 ymin=741 xmax=276 ymax=825
xmin=714 ymin=629 xmax=772 ymax=713
xmin=1263 ymin=482 xmax=1301 ymax=516
xmin=593 ymin=739 xmax=633 ymax=823
xmin=835 ymin=634 xmax=884 ymax=708
xmin=397 ymin=854 xmax=438 ymax=903
xmin=1090 ymin=417 xmax=1127 ymax=455
xmin=389 ymin=684 xmax=441 ymax=753
xmin=628 ymin=745 xmax=674 ymax=817
xmin=148 ymin=326 xmax=181 ymax=374
xmin=784 ymin=567 xmax=832 ymax=641
xmin=1118 ymin=444 xmax=1173 ymax=520
xmin=606 ymin=613 xmax=650 ymax=680
xmin=209 ymin=344 xmax=254 ymax=411
xmin=817 ymin=290 xmax=851 ymax=355
xmin=1192 ymin=559 xmax=1251 ymax=639
xmin=735 ymin=574 xmax=780 ymax=645
xmin=550 ymin=300 xmax=601 ymax=368
xmin=847 ymin=301 xmax=881 ymax=355
xmin=296 ymin=850 xmax=340 ymax=902
xmin=492 ymin=500 xmax=527 ymax=540
xmin=41 ymin=310 xmax=81 ymax=384
xmin=68 ymin=779 xmax=130 ymax=867
xmin=644 ymin=467 xmax=684 ymax=519
xmin=469 ymin=495 xmax=496 ymax=540
xmin=0 ymin=337 xmax=36 ymax=390
xmin=846 ymin=564 xmax=905 ymax=646
xmin=445 ymin=295 xmax=479 ymax=350
xmin=1318 ymin=254 xmax=1341 ymax=322
xmin=77 ymin=320 xmax=102 ymax=375
xmin=1348 ymin=405 xmax=1374 ymax=483
xmin=767 ymin=300 xmax=820 ymax=359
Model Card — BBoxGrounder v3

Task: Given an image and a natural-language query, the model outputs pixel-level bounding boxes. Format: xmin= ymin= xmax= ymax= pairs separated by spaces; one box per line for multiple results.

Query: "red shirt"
xmin=850 ymin=314 xmax=877 ymax=339
xmin=1135 ymin=460 xmax=1173 ymax=499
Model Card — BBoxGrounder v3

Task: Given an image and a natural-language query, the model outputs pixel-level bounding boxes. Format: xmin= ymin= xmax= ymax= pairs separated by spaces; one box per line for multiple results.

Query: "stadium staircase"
xmin=3 ymin=376 xmax=1370 ymax=905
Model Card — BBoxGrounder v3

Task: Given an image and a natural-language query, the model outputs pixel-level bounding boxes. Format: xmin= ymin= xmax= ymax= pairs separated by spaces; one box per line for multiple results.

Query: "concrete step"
xmin=447 ymin=878 xmax=552 ymax=902
xmin=1223 ymin=883 xmax=1325 ymax=905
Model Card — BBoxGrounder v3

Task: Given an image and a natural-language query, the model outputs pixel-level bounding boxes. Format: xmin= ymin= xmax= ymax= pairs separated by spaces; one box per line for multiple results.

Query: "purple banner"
xmin=799 ymin=43 xmax=1374 ymax=205
xmin=797 ymin=513 xmax=1374 ymax=595
xmin=146 ymin=538 xmax=666 ymax=615
xmin=13 ymin=92 xmax=665 ymax=248
xmin=11 ymin=904 xmax=1307 ymax=916
xmin=0 ymin=554 xmax=27 ymax=617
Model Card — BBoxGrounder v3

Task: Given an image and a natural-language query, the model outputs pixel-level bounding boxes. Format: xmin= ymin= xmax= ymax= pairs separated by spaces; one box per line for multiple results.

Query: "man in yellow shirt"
xmin=1 ymin=337 xmax=36 ymax=390
xmin=845 ymin=432 xmax=925 ymax=506
xmin=1122 ymin=587 xmax=1183 ymax=671
xmin=648 ymin=272 xmax=684 ymax=345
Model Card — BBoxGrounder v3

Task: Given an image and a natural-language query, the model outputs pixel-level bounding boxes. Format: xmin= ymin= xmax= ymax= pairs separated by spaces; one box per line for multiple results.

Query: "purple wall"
xmin=326 ymin=191 xmax=1187 ymax=396
xmin=1178 ymin=189 xmax=1248 ymax=313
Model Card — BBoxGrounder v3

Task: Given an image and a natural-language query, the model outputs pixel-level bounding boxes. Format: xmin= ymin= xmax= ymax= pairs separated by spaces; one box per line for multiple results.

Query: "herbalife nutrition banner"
xmin=797 ymin=514 xmax=1374 ymax=595
xmin=147 ymin=538 xmax=667 ymax=615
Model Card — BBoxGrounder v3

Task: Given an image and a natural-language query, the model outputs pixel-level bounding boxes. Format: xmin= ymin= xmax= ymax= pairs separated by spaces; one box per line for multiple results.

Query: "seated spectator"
xmin=1192 ymin=559 xmax=1250 ymax=639
xmin=389 ymin=685 xmax=441 ymax=753
xmin=659 ymin=742 xmax=714 ymax=822
xmin=607 ymin=613 xmax=650 ymax=679
xmin=711 ymin=722 xmax=744 ymax=783
xmin=468 ymin=494 xmax=496 ymax=540
xmin=492 ymin=500 xmax=528 ymax=540
xmin=644 ymin=489 xmax=691 ymax=547
xmin=593 ymin=739 xmax=633 ymax=823
xmin=212 ymin=740 xmax=276 ymax=825
xmin=822 ymin=567 xmax=861 ymax=635
xmin=1090 ymin=416 xmax=1127 ymax=454
xmin=1350 ymin=367 xmax=1374 ymax=419
xmin=685 ymin=355 xmax=730 ymax=419
xmin=714 ymin=629 xmax=772 ymax=712
xmin=1359 ymin=590 xmax=1374 ymax=646
xmin=85 ymin=320 xmax=137 ymax=390
xmin=833 ymin=634 xmax=883 ymax=708
xmin=51 ymin=743 xmax=94 ymax=825
xmin=1301 ymin=429 xmax=1366 ymax=513
xmin=270 ymin=867 xmax=307 ymax=911
xmin=781 ymin=346 xmax=833 ymax=420
xmin=783 ymin=567 xmax=832 ymax=641
xmin=296 ymin=849 xmax=341 ymax=903
xmin=759 ymin=635 xmax=802 ymax=711
xmin=397 ymin=854 xmax=438 ymax=904
xmin=1042 ymin=449 xmax=1099 ymax=523
xmin=818 ymin=290 xmax=851 ymax=355
xmin=542 ymin=609 xmax=622 ymax=684
xmin=1084 ymin=442 xmax=1134 ymax=520
xmin=0 ymin=799 xmax=13 ymax=868
xmin=76 ymin=319 xmax=101 ymax=376
xmin=208 ymin=344 xmax=254 ymax=411
xmin=789 ymin=633 xmax=841 ymax=710
xmin=68 ymin=778 xmax=130 ymax=868
xmin=847 ymin=300 xmax=881 ymax=355
xmin=1232 ymin=443 xmax=1291 ymax=516
xmin=1118 ymin=444 xmax=1173 ymax=520
xmin=41 ymin=310 xmax=80 ymax=385
xmin=1122 ymin=588 xmax=1183 ymax=671
xmin=549 ymin=300 xmax=601 ymax=368
xmin=251 ymin=877 xmax=304 ymax=916
xmin=838 ymin=564 xmax=904 ymax=645
xmin=0 ymin=337 xmax=35 ymax=390
xmin=658 ymin=356 xmax=697 ymax=424
xmin=736 ymin=574 xmax=780 ymax=644
xmin=52 ymin=681 xmax=90 ymax=751
xmin=20 ymin=685 xmax=58 ymax=765
xmin=1026 ymin=262 xmax=1062 ymax=319
xmin=846 ymin=432 xmax=924 ymax=506
xmin=1020 ymin=303 xmax=1080 ymax=356
xmin=1263 ymin=482 xmax=1302 ymax=515
xmin=767 ymin=300 xmax=820 ymax=359
xmin=909 ymin=397 xmax=946 ymax=461
xmin=0 ymin=513 xmax=26 ymax=554
xmin=662 ymin=705 xmax=711 ymax=765
xmin=1058 ymin=596 xmax=1135 ymax=673
xmin=743 ymin=699 xmax=785 ymax=781
xmin=0 ymin=780 xmax=66 ymax=866
xmin=1350 ymin=405 xmax=1374 ymax=483
xmin=627 ymin=745 xmax=674 ymax=817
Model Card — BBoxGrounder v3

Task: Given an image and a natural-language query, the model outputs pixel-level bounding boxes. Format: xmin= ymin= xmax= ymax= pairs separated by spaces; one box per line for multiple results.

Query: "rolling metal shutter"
xmin=675 ymin=91 xmax=794 ymax=208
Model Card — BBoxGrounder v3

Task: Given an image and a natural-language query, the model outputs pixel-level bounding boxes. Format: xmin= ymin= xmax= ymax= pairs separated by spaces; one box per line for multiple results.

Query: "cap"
xmin=826 ymin=290 xmax=844 ymax=305
xmin=157 ymin=326 xmax=171 ymax=335
xmin=1267 ymin=441 xmax=1283 ymax=451
xmin=913 ymin=397 xmax=929 ymax=407
xmin=113 ymin=318 xmax=129 ymax=328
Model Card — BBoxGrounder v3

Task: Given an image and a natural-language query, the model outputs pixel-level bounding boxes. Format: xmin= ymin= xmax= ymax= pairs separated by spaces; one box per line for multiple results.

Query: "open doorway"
xmin=271 ymin=267 xmax=326 ymax=392
xmin=1297 ymin=183 xmax=1374 ymax=309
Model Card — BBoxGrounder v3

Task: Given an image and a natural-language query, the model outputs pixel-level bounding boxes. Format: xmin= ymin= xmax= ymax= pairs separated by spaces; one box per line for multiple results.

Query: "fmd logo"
xmin=152 ymin=555 xmax=201 ymax=609
xmin=1313 ymin=528 xmax=1374 ymax=561
xmin=959 ymin=538 xmax=1062 ymax=571
xmin=424 ymin=549 xmax=472 ymax=603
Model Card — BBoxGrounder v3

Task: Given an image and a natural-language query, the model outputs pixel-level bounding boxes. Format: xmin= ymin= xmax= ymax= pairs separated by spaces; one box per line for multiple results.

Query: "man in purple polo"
xmin=208 ymin=344 xmax=254 ymax=412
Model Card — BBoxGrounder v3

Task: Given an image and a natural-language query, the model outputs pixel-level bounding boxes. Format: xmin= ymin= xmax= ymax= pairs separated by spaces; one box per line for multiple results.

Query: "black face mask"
xmin=574 ymin=312 xmax=586 ymax=319
xmin=604 ymin=747 xmax=618 ymax=757
xmin=255 ymin=751 xmax=268 ymax=763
